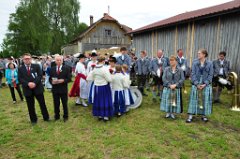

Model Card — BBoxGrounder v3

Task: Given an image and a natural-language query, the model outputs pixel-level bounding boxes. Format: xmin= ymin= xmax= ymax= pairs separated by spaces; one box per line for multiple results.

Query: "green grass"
xmin=0 ymin=80 xmax=240 ymax=159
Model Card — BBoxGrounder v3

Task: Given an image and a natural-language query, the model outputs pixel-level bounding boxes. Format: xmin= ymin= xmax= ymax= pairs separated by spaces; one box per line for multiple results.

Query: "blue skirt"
xmin=92 ymin=84 xmax=114 ymax=117
xmin=113 ymin=90 xmax=126 ymax=114
xmin=88 ymin=82 xmax=95 ymax=104
xmin=160 ymin=87 xmax=182 ymax=113
xmin=188 ymin=85 xmax=212 ymax=115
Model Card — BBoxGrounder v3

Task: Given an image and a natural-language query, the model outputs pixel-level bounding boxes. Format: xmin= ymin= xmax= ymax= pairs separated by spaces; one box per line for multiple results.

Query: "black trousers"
xmin=52 ymin=93 xmax=68 ymax=119
xmin=137 ymin=75 xmax=147 ymax=94
xmin=8 ymin=84 xmax=24 ymax=101
xmin=25 ymin=94 xmax=49 ymax=123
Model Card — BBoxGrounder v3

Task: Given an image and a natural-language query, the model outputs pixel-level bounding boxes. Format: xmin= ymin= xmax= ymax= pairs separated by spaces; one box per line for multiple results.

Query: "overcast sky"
xmin=0 ymin=0 xmax=231 ymax=49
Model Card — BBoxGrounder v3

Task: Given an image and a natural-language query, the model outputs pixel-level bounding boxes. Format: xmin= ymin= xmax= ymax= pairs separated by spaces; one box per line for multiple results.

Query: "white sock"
xmin=103 ymin=117 xmax=109 ymax=120
xmin=188 ymin=114 xmax=193 ymax=119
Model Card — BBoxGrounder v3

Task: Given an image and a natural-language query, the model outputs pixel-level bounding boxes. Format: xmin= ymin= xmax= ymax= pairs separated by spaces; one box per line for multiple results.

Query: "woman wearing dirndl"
xmin=160 ymin=55 xmax=185 ymax=119
xmin=186 ymin=49 xmax=213 ymax=123
xmin=111 ymin=65 xmax=127 ymax=117
xmin=122 ymin=64 xmax=134 ymax=112
xmin=87 ymin=56 xmax=113 ymax=122
xmin=69 ymin=54 xmax=88 ymax=107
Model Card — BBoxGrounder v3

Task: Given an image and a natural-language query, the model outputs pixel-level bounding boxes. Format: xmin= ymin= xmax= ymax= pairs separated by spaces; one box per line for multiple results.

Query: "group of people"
xmin=0 ymin=46 xmax=231 ymax=124
xmin=134 ymin=48 xmax=230 ymax=123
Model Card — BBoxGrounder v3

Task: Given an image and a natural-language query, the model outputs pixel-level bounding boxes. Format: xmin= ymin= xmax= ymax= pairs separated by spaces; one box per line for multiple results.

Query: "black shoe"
xmin=98 ymin=117 xmax=103 ymax=121
xmin=63 ymin=118 xmax=68 ymax=122
xmin=55 ymin=118 xmax=60 ymax=121
xmin=31 ymin=121 xmax=37 ymax=125
xmin=214 ymin=99 xmax=221 ymax=104
xmin=142 ymin=93 xmax=148 ymax=96
xmin=44 ymin=118 xmax=50 ymax=122
xmin=75 ymin=103 xmax=81 ymax=106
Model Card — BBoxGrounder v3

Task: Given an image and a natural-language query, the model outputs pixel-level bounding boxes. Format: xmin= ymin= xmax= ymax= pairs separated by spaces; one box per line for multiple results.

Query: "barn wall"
xmin=132 ymin=11 xmax=240 ymax=74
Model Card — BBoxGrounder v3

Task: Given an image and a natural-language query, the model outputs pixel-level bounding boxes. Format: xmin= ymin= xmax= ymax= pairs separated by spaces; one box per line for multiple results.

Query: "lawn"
xmin=0 ymin=80 xmax=239 ymax=159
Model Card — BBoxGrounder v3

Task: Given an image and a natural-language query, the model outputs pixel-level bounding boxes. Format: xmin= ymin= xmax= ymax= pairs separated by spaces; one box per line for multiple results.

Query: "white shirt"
xmin=111 ymin=73 xmax=128 ymax=91
xmin=75 ymin=62 xmax=86 ymax=75
xmin=219 ymin=59 xmax=224 ymax=75
xmin=87 ymin=64 xmax=112 ymax=86
xmin=86 ymin=60 xmax=97 ymax=75
xmin=56 ymin=65 xmax=62 ymax=72
xmin=123 ymin=73 xmax=131 ymax=89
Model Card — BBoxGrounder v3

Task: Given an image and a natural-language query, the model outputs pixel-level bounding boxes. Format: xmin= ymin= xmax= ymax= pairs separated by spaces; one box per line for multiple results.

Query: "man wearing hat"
xmin=69 ymin=54 xmax=88 ymax=107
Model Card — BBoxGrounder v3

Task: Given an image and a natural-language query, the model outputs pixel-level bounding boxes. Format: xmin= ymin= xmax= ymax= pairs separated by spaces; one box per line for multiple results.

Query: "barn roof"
xmin=130 ymin=0 xmax=240 ymax=34
xmin=71 ymin=13 xmax=132 ymax=43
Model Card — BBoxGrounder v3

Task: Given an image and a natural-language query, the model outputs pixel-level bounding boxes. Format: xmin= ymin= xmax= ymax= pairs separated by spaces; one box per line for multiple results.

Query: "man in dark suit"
xmin=18 ymin=53 xmax=49 ymax=124
xmin=49 ymin=55 xmax=71 ymax=121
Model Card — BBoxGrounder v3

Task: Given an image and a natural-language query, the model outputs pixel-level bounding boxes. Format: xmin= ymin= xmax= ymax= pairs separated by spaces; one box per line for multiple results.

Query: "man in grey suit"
xmin=212 ymin=51 xmax=231 ymax=103
xmin=150 ymin=49 xmax=169 ymax=101
xmin=134 ymin=51 xmax=151 ymax=96
xmin=116 ymin=47 xmax=131 ymax=71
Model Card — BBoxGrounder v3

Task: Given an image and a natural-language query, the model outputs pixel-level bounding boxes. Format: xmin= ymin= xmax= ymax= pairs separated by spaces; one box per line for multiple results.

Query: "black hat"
xmin=78 ymin=54 xmax=86 ymax=59
xmin=109 ymin=56 xmax=117 ymax=63
xmin=91 ymin=52 xmax=98 ymax=57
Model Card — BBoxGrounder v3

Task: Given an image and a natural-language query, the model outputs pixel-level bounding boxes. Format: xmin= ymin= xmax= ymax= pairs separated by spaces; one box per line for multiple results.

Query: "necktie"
xmin=57 ymin=66 xmax=60 ymax=75
xmin=27 ymin=66 xmax=30 ymax=75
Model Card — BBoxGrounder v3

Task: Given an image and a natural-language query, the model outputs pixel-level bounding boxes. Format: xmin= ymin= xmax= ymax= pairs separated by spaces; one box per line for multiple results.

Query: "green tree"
xmin=1 ymin=0 xmax=87 ymax=57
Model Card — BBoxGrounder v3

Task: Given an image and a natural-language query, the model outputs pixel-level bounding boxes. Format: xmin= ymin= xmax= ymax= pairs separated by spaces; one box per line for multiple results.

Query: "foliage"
xmin=0 ymin=0 xmax=88 ymax=57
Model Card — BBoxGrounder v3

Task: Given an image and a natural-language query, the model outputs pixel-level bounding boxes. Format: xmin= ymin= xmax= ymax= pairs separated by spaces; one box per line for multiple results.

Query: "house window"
xmin=105 ymin=29 xmax=111 ymax=37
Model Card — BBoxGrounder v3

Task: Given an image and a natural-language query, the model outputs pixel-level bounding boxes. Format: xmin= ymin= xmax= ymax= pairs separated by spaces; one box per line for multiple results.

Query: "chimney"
xmin=104 ymin=13 xmax=108 ymax=17
xmin=90 ymin=15 xmax=93 ymax=25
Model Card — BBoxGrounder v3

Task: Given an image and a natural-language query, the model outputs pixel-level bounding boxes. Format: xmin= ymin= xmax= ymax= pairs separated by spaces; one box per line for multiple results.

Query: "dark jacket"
xmin=49 ymin=65 xmax=71 ymax=94
xmin=18 ymin=64 xmax=44 ymax=97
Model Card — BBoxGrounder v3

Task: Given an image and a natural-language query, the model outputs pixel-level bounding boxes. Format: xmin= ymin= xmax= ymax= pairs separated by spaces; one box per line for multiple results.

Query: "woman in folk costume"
xmin=86 ymin=52 xmax=98 ymax=104
xmin=160 ymin=56 xmax=185 ymax=119
xmin=111 ymin=65 xmax=128 ymax=116
xmin=87 ymin=56 xmax=113 ymax=122
xmin=122 ymin=64 xmax=134 ymax=112
xmin=186 ymin=49 xmax=213 ymax=123
xmin=69 ymin=54 xmax=88 ymax=107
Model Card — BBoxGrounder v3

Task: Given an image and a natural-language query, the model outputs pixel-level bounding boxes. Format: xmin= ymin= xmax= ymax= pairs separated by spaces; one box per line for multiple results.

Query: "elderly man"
xmin=18 ymin=53 xmax=49 ymax=124
xmin=49 ymin=55 xmax=71 ymax=122
xmin=150 ymin=49 xmax=169 ymax=101
xmin=176 ymin=49 xmax=189 ymax=76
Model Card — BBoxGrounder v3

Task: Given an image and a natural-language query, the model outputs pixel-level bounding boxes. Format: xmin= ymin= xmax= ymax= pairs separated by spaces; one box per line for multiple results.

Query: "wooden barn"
xmin=62 ymin=13 xmax=132 ymax=55
xmin=129 ymin=0 xmax=240 ymax=74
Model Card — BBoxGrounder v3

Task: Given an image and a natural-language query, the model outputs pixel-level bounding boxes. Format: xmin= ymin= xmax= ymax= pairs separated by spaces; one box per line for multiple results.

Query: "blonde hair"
xmin=122 ymin=64 xmax=128 ymax=72
xmin=98 ymin=55 xmax=105 ymax=62
xmin=169 ymin=55 xmax=177 ymax=61
xmin=115 ymin=65 xmax=122 ymax=73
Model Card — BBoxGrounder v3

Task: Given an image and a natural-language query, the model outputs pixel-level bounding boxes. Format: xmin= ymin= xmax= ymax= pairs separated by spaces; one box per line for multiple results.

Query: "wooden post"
xmin=186 ymin=22 xmax=191 ymax=59
xmin=174 ymin=25 xmax=178 ymax=54
xmin=215 ymin=16 xmax=221 ymax=54
xmin=190 ymin=22 xmax=195 ymax=67
xmin=152 ymin=31 xmax=154 ymax=58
